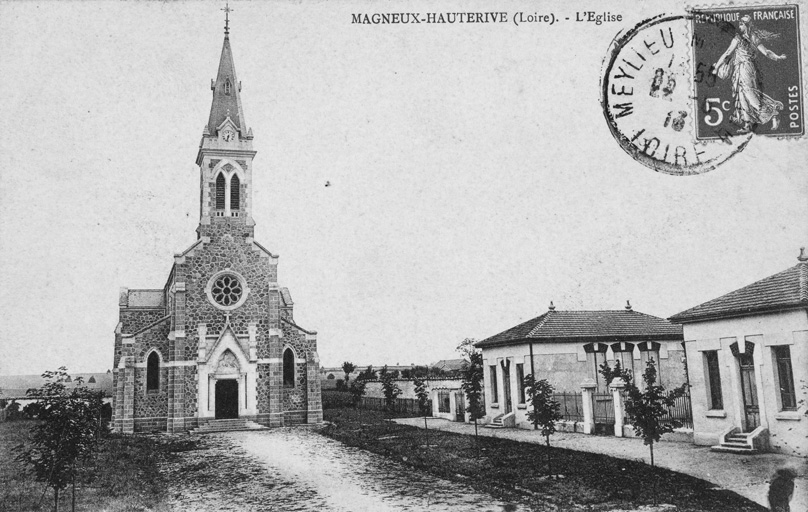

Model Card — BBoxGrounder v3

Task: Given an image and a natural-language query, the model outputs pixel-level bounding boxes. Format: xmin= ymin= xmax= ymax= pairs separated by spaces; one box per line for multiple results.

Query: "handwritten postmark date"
xmin=601 ymin=15 xmax=751 ymax=175
xmin=692 ymin=5 xmax=803 ymax=139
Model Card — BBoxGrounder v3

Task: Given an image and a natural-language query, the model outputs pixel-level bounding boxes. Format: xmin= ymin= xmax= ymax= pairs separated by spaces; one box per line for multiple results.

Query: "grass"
xmin=0 ymin=420 xmax=198 ymax=512
xmin=321 ymin=407 xmax=767 ymax=512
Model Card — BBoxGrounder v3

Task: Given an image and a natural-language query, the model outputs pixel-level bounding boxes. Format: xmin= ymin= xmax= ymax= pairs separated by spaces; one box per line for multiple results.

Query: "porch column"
xmin=581 ymin=378 xmax=596 ymax=434
xmin=610 ymin=377 xmax=626 ymax=438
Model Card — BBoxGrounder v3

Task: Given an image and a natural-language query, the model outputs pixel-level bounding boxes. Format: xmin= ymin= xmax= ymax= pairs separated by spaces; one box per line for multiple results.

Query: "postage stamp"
xmin=691 ymin=5 xmax=804 ymax=139
xmin=601 ymin=15 xmax=752 ymax=176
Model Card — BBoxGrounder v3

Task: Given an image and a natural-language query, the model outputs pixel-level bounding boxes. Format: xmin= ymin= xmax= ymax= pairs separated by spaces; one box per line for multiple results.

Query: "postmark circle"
xmin=601 ymin=14 xmax=752 ymax=176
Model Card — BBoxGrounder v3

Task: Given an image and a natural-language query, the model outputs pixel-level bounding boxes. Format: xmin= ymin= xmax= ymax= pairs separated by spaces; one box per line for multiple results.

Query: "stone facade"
xmin=111 ymin=25 xmax=322 ymax=434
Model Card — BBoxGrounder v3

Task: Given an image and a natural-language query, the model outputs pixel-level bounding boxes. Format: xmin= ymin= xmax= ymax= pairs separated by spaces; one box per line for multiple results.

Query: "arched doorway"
xmin=215 ymin=379 xmax=239 ymax=419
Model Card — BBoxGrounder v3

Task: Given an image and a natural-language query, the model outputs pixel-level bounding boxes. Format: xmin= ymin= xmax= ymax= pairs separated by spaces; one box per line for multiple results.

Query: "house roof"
xmin=430 ymin=359 xmax=466 ymax=372
xmin=476 ymin=308 xmax=682 ymax=348
xmin=669 ymin=259 xmax=808 ymax=323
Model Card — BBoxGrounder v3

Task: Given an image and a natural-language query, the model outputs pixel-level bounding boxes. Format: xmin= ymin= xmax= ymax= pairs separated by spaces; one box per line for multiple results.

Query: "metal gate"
xmin=593 ymin=393 xmax=615 ymax=435
xmin=454 ymin=391 xmax=465 ymax=421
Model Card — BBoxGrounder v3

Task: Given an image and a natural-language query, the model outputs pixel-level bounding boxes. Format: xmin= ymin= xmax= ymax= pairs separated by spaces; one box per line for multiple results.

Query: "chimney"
xmin=625 ymin=300 xmax=632 ymax=311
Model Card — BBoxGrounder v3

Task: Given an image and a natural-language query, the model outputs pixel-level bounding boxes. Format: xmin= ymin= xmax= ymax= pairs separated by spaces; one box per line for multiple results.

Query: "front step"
xmin=711 ymin=431 xmax=758 ymax=454
xmin=190 ymin=419 xmax=266 ymax=434
xmin=484 ymin=414 xmax=505 ymax=429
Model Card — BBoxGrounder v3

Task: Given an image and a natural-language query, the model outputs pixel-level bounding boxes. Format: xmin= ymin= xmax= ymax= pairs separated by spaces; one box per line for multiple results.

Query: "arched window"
xmin=224 ymin=79 xmax=232 ymax=95
xmin=230 ymin=174 xmax=240 ymax=210
xmin=283 ymin=348 xmax=295 ymax=387
xmin=215 ymin=173 xmax=226 ymax=210
xmin=147 ymin=352 xmax=160 ymax=391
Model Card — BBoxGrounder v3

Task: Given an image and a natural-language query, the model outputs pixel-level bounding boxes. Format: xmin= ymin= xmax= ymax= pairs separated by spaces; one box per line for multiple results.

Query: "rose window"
xmin=211 ymin=274 xmax=243 ymax=306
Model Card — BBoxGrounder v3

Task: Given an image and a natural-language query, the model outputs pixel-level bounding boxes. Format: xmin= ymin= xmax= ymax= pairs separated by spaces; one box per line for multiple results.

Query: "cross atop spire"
xmin=222 ymin=3 xmax=232 ymax=36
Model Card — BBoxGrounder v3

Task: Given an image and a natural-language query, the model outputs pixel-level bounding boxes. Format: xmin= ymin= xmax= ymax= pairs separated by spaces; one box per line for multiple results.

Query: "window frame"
xmin=146 ymin=351 xmax=160 ymax=392
xmin=704 ymin=350 xmax=723 ymax=410
xmin=515 ymin=363 xmax=526 ymax=404
xmin=283 ymin=348 xmax=295 ymax=388
xmin=772 ymin=345 xmax=797 ymax=411
xmin=489 ymin=365 xmax=499 ymax=404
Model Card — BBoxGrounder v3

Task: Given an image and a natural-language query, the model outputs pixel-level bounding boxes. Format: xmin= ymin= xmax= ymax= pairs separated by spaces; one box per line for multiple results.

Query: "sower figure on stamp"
xmin=712 ymin=15 xmax=786 ymax=133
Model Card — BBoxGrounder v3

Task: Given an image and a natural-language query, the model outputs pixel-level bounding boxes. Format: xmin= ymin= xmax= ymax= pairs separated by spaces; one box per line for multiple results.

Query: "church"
xmin=111 ymin=14 xmax=322 ymax=433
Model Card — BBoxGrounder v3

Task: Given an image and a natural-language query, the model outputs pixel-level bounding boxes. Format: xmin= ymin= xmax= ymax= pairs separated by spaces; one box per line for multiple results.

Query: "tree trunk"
xmin=72 ymin=464 xmax=76 ymax=512
xmin=546 ymin=434 xmax=551 ymax=476
xmin=650 ymin=442 xmax=657 ymax=506
xmin=54 ymin=487 xmax=59 ymax=512
xmin=474 ymin=418 xmax=479 ymax=458
xmin=424 ymin=416 xmax=429 ymax=448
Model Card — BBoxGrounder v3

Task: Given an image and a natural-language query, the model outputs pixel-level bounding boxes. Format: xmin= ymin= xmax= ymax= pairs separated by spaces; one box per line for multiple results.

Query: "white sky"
xmin=0 ymin=0 xmax=805 ymax=375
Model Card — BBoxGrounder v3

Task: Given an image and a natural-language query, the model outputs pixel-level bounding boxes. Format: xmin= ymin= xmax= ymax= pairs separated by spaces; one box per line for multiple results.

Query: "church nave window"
xmin=283 ymin=348 xmax=295 ymax=387
xmin=230 ymin=174 xmax=240 ymax=210
xmin=215 ymin=173 xmax=226 ymax=210
xmin=147 ymin=352 xmax=160 ymax=391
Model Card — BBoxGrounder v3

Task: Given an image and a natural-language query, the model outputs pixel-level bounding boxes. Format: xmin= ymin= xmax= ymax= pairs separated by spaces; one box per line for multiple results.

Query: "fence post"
xmin=580 ymin=379 xmax=596 ymax=435
xmin=610 ymin=377 xmax=626 ymax=438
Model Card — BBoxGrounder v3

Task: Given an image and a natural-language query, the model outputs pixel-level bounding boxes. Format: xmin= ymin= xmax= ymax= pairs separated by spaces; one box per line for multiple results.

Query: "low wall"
xmin=364 ymin=378 xmax=463 ymax=399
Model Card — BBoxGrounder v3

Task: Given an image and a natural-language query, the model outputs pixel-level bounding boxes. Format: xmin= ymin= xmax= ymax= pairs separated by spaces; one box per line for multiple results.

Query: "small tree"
xmin=458 ymin=339 xmax=484 ymax=448
xmin=413 ymin=377 xmax=430 ymax=416
xmin=380 ymin=370 xmax=402 ymax=415
xmin=357 ymin=365 xmax=376 ymax=381
xmin=620 ymin=358 xmax=688 ymax=505
xmin=16 ymin=368 xmax=107 ymax=512
xmin=349 ymin=379 xmax=366 ymax=407
xmin=524 ymin=375 xmax=562 ymax=475
xmin=341 ymin=361 xmax=356 ymax=386
xmin=413 ymin=376 xmax=430 ymax=445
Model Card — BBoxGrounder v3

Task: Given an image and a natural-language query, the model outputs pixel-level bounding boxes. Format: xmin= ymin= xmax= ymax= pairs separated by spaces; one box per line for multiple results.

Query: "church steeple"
xmin=196 ymin=7 xmax=257 ymax=235
xmin=206 ymin=6 xmax=247 ymax=137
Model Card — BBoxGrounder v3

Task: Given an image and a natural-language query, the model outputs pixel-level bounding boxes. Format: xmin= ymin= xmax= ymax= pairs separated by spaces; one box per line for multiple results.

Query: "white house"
xmin=476 ymin=302 xmax=685 ymax=430
xmin=669 ymin=251 xmax=808 ymax=456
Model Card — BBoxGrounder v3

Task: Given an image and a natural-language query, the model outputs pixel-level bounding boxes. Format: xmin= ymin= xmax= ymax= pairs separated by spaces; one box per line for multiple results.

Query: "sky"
xmin=0 ymin=0 xmax=806 ymax=375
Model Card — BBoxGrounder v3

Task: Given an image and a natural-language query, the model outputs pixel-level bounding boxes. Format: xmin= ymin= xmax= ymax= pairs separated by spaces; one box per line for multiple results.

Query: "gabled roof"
xmin=207 ymin=32 xmax=246 ymax=135
xmin=476 ymin=309 xmax=682 ymax=348
xmin=431 ymin=359 xmax=466 ymax=372
xmin=669 ymin=260 xmax=808 ymax=323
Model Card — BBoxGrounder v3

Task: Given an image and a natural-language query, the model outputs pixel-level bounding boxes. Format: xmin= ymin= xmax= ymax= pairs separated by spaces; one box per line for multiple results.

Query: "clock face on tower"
xmin=222 ymin=128 xmax=235 ymax=142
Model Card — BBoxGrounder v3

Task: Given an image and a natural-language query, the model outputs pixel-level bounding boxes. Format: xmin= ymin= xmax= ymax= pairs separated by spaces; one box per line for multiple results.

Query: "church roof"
xmin=206 ymin=31 xmax=247 ymax=135
xmin=476 ymin=308 xmax=682 ymax=348
xmin=669 ymin=257 xmax=808 ymax=323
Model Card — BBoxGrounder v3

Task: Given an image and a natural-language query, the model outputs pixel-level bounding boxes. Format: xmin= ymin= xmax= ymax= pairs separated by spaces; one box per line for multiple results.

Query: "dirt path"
xmin=161 ymin=427 xmax=529 ymax=511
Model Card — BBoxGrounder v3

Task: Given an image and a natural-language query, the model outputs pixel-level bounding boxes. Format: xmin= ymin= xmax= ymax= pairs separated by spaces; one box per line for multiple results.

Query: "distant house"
xmin=0 ymin=371 xmax=114 ymax=401
xmin=669 ymin=251 xmax=808 ymax=456
xmin=430 ymin=359 xmax=466 ymax=375
xmin=476 ymin=302 xmax=685 ymax=429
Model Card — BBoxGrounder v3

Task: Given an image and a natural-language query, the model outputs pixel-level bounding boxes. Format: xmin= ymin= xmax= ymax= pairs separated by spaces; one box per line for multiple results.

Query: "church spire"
xmin=206 ymin=4 xmax=247 ymax=137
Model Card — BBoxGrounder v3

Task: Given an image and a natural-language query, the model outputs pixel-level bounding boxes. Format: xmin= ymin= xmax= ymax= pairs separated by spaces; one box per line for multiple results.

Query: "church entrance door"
xmin=215 ymin=379 xmax=239 ymax=419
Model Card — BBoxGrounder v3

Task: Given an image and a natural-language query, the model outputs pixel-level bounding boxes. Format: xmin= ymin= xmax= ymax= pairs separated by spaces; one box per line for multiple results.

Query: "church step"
xmin=191 ymin=419 xmax=266 ymax=434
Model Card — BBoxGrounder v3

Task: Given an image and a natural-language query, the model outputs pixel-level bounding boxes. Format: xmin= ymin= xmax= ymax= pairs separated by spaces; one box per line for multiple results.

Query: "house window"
xmin=639 ymin=342 xmax=662 ymax=386
xmin=773 ymin=346 xmax=796 ymax=410
xmin=230 ymin=174 xmax=240 ymax=210
xmin=584 ymin=343 xmax=608 ymax=392
xmin=704 ymin=350 xmax=723 ymax=410
xmin=215 ymin=173 xmax=226 ymax=210
xmin=490 ymin=366 xmax=498 ymax=403
xmin=611 ymin=343 xmax=636 ymax=378
xmin=437 ymin=390 xmax=450 ymax=413
xmin=516 ymin=363 xmax=525 ymax=404
xmin=283 ymin=348 xmax=295 ymax=387
xmin=146 ymin=352 xmax=160 ymax=391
